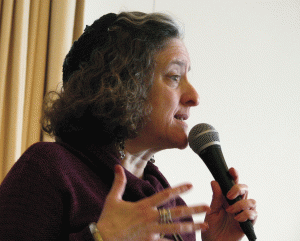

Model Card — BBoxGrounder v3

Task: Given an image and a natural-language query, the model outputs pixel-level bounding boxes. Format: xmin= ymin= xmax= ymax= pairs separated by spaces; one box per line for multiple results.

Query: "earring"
xmin=149 ymin=156 xmax=155 ymax=163
xmin=116 ymin=140 xmax=125 ymax=160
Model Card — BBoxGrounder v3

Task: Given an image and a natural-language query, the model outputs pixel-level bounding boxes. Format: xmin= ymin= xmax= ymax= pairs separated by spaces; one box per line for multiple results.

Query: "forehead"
xmin=154 ymin=38 xmax=191 ymax=70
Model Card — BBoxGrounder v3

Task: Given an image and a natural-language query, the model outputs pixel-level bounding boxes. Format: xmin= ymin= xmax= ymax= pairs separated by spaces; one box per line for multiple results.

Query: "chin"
xmin=171 ymin=134 xmax=189 ymax=150
xmin=177 ymin=141 xmax=189 ymax=150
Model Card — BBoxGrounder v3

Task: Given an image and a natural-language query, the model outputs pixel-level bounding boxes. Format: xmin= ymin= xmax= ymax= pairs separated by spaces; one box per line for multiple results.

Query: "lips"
xmin=174 ymin=114 xmax=189 ymax=121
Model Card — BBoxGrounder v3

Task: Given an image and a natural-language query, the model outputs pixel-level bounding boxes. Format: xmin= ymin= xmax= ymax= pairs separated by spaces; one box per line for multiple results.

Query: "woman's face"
xmin=140 ymin=38 xmax=200 ymax=151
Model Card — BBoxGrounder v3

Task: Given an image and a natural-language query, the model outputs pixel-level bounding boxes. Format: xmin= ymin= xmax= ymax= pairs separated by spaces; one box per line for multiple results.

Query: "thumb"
xmin=209 ymin=180 xmax=226 ymax=213
xmin=107 ymin=164 xmax=127 ymax=201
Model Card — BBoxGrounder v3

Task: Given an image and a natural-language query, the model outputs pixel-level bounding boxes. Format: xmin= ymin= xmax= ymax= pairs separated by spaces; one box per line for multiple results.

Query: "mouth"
xmin=174 ymin=114 xmax=188 ymax=122
xmin=175 ymin=116 xmax=184 ymax=121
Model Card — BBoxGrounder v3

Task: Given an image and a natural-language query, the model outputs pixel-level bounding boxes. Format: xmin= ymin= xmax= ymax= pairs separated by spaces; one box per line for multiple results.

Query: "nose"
xmin=181 ymin=82 xmax=200 ymax=107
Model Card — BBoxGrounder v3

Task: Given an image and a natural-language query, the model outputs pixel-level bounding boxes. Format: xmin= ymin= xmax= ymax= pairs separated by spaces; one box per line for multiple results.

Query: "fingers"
xmin=226 ymin=198 xmax=257 ymax=222
xmin=143 ymin=183 xmax=193 ymax=207
xmin=209 ymin=180 xmax=225 ymax=213
xmin=170 ymin=205 xmax=211 ymax=220
xmin=228 ymin=167 xmax=239 ymax=184
xmin=226 ymin=199 xmax=256 ymax=213
xmin=107 ymin=165 xmax=127 ymax=201
xmin=155 ymin=205 xmax=210 ymax=224
xmin=153 ymin=221 xmax=209 ymax=235
xmin=234 ymin=209 xmax=258 ymax=222
xmin=227 ymin=168 xmax=248 ymax=200
xmin=226 ymin=183 xmax=248 ymax=200
xmin=211 ymin=180 xmax=222 ymax=198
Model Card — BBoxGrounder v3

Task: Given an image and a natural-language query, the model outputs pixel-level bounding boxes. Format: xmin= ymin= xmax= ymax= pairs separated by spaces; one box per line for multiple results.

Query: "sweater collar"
xmin=57 ymin=140 xmax=175 ymax=206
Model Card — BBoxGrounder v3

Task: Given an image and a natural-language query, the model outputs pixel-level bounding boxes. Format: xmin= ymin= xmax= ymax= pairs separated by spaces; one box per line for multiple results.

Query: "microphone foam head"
xmin=188 ymin=123 xmax=220 ymax=154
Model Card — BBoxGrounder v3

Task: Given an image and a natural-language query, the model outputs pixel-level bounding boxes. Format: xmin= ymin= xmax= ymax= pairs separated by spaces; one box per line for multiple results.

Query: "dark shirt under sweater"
xmin=0 ymin=141 xmax=195 ymax=240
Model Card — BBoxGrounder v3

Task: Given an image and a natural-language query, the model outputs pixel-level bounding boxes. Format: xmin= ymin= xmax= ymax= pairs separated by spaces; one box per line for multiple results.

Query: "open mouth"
xmin=174 ymin=116 xmax=184 ymax=121
xmin=174 ymin=114 xmax=188 ymax=122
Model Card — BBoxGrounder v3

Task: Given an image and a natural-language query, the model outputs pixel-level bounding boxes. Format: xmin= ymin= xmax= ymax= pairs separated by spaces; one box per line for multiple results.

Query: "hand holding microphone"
xmin=188 ymin=123 xmax=257 ymax=241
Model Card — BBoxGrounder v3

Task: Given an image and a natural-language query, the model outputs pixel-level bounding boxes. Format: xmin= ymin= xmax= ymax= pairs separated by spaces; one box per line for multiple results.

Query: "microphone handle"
xmin=200 ymin=146 xmax=257 ymax=241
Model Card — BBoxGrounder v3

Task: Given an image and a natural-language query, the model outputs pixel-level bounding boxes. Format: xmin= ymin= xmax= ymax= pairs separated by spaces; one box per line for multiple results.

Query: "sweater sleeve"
xmin=0 ymin=148 xmax=94 ymax=241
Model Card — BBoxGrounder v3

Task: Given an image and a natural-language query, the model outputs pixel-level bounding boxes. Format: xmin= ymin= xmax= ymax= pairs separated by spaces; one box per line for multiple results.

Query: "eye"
xmin=170 ymin=75 xmax=181 ymax=82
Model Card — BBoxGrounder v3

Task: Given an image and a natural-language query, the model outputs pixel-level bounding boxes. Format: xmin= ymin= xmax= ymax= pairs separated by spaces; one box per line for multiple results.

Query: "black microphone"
xmin=188 ymin=123 xmax=256 ymax=241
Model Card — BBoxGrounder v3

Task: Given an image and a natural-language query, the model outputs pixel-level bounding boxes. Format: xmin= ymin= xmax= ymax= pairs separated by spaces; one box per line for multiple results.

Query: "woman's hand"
xmin=96 ymin=165 xmax=210 ymax=241
xmin=201 ymin=168 xmax=258 ymax=241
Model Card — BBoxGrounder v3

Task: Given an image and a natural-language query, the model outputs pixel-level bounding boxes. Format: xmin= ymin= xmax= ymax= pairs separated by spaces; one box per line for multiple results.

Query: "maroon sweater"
xmin=0 ymin=142 xmax=195 ymax=240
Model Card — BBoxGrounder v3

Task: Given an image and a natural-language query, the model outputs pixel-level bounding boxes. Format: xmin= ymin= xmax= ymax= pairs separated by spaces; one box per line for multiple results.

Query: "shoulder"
xmin=9 ymin=142 xmax=85 ymax=184
xmin=2 ymin=141 xmax=97 ymax=193
xmin=23 ymin=142 xmax=74 ymax=159
xmin=0 ymin=142 xmax=74 ymax=196
xmin=20 ymin=141 xmax=86 ymax=168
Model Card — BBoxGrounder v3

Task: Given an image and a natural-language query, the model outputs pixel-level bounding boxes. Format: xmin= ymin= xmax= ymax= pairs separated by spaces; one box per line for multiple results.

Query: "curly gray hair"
xmin=41 ymin=11 xmax=183 ymax=146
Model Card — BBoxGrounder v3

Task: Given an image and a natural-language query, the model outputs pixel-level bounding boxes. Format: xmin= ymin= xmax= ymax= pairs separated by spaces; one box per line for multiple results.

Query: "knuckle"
xmin=238 ymin=184 xmax=248 ymax=191
xmin=244 ymin=209 xmax=251 ymax=215
xmin=174 ymin=207 xmax=185 ymax=217
xmin=162 ymin=190 xmax=173 ymax=199
xmin=136 ymin=204 xmax=157 ymax=222
xmin=250 ymin=199 xmax=257 ymax=207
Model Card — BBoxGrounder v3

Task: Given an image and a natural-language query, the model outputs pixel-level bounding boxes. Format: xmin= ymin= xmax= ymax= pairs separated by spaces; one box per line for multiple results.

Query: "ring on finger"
xmin=159 ymin=208 xmax=172 ymax=223
xmin=158 ymin=208 xmax=184 ymax=241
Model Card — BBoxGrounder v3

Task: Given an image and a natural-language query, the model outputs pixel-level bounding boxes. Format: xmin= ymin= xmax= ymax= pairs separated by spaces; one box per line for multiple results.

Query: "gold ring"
xmin=159 ymin=208 xmax=172 ymax=223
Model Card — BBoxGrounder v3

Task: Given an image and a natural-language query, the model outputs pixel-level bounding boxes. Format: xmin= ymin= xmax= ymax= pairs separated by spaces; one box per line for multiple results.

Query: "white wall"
xmin=84 ymin=1 xmax=300 ymax=240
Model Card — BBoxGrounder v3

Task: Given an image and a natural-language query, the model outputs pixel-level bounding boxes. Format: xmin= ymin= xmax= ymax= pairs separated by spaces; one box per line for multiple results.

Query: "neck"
xmin=121 ymin=138 xmax=158 ymax=179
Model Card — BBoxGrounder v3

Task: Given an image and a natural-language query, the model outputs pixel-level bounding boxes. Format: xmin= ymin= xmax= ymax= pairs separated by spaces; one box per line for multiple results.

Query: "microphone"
xmin=188 ymin=123 xmax=256 ymax=241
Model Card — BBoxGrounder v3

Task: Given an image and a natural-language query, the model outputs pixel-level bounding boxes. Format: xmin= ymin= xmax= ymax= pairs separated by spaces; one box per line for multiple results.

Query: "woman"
xmin=0 ymin=12 xmax=257 ymax=240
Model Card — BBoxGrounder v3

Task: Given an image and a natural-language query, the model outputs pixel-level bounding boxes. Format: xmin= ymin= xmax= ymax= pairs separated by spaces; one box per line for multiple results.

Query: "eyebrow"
xmin=169 ymin=60 xmax=191 ymax=71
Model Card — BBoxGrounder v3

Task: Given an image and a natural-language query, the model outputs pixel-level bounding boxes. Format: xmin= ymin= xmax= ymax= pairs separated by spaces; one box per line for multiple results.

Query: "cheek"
xmin=148 ymin=82 xmax=179 ymax=127
xmin=156 ymin=102 xmax=176 ymax=124
xmin=148 ymin=106 xmax=173 ymax=136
